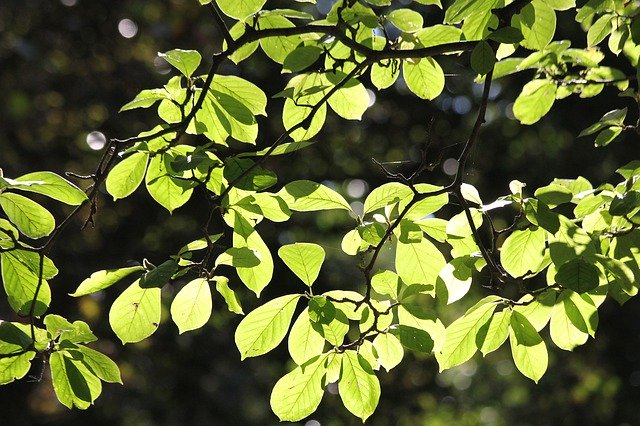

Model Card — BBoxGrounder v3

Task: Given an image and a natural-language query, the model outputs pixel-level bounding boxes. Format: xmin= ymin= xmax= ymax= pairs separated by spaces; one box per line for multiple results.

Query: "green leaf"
xmin=372 ymin=333 xmax=404 ymax=371
xmin=555 ymin=257 xmax=600 ymax=293
xmin=579 ymin=108 xmax=627 ymax=137
xmin=500 ymin=227 xmax=547 ymax=277
xmin=403 ymin=57 xmax=445 ymax=100
xmin=549 ymin=290 xmax=596 ymax=350
xmin=534 ymin=183 xmax=573 ymax=208
xmin=288 ymin=308 xmax=325 ymax=365
xmin=14 ymin=171 xmax=87 ymax=205
xmin=212 ymin=276 xmax=244 ymax=315
xmin=479 ymin=309 xmax=512 ymax=356
xmin=395 ymin=237 xmax=445 ymax=295
xmin=0 ymin=192 xmax=55 ymax=239
xmin=71 ymin=345 xmax=122 ymax=384
xmin=270 ymin=355 xmax=327 ymax=422
xmin=326 ymin=76 xmax=369 ymax=120
xmin=341 ymin=229 xmax=364 ymax=255
xmin=512 ymin=0 xmax=556 ymax=51
xmin=145 ymin=151 xmax=196 ymax=213
xmin=278 ymin=243 xmax=325 ymax=287
xmin=140 ymin=259 xmax=178 ymax=288
xmin=587 ymin=14 xmax=613 ymax=47
xmin=0 ymin=351 xmax=35 ymax=385
xmin=120 ymin=88 xmax=168 ymax=112
xmin=1 ymin=251 xmax=51 ymax=316
xmin=513 ymin=290 xmax=556 ymax=331
xmin=71 ymin=266 xmax=144 ymax=297
xmin=278 ymin=180 xmax=352 ymax=212
xmin=391 ymin=325 xmax=435 ymax=353
xmin=489 ymin=27 xmax=524 ymax=44
xmin=282 ymin=98 xmax=327 ymax=141
xmin=50 ymin=351 xmax=102 ymax=409
xmin=257 ymin=14 xmax=300 ymax=64
xmin=594 ymin=126 xmax=622 ymax=147
xmin=363 ymin=182 xmax=413 ymax=214
xmin=308 ymin=297 xmax=349 ymax=346
xmin=471 ymin=41 xmax=495 ymax=75
xmin=436 ymin=295 xmax=501 ymax=370
xmin=370 ymin=59 xmax=400 ymax=90
xmin=215 ymin=247 xmax=261 ymax=268
xmin=509 ymin=311 xmax=548 ymax=383
xmin=339 ymin=351 xmax=380 ymax=422
xmin=108 ymin=279 xmax=161 ymax=344
xmin=387 ymin=9 xmax=424 ymax=33
xmin=170 ymin=278 xmax=212 ymax=334
xmin=234 ymin=294 xmax=300 ymax=359
xmin=44 ymin=315 xmax=97 ymax=343
xmin=106 ymin=152 xmax=149 ymax=200
xmin=371 ymin=270 xmax=402 ymax=300
xmin=212 ymin=75 xmax=267 ymax=117
xmin=283 ymin=46 xmax=322 ymax=73
xmin=444 ymin=0 xmax=498 ymax=24
xmin=158 ymin=49 xmax=201 ymax=77
xmin=609 ymin=191 xmax=640 ymax=216
xmin=513 ymin=79 xmax=557 ymax=125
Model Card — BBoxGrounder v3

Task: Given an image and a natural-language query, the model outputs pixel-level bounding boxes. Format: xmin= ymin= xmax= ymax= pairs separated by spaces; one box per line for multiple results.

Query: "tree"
xmin=1 ymin=0 xmax=640 ymax=422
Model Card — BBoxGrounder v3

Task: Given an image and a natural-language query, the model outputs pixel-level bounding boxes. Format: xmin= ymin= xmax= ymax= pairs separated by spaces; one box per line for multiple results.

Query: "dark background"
xmin=1 ymin=0 xmax=640 ymax=424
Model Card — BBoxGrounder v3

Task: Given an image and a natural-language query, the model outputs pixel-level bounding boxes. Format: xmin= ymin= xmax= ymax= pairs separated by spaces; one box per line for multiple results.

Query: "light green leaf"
xmin=50 ymin=351 xmax=102 ymax=409
xmin=513 ymin=0 xmax=556 ymax=51
xmin=270 ymin=355 xmax=327 ymax=422
xmin=288 ymin=308 xmax=325 ymax=365
xmin=145 ymin=150 xmax=196 ymax=213
xmin=500 ymin=227 xmax=546 ymax=277
xmin=371 ymin=270 xmax=402 ymax=300
xmin=436 ymin=295 xmax=501 ymax=370
xmin=387 ymin=9 xmax=423 ymax=33
xmin=403 ymin=57 xmax=445 ymax=100
xmin=479 ymin=309 xmax=512 ymax=356
xmin=327 ymin=76 xmax=369 ymax=120
xmin=436 ymin=256 xmax=475 ymax=304
xmin=278 ymin=180 xmax=352 ymax=212
xmin=71 ymin=266 xmax=144 ymax=297
xmin=212 ymin=75 xmax=268 ymax=116
xmin=0 ymin=352 xmax=35 ymax=385
xmin=257 ymin=14 xmax=300 ymax=64
xmin=513 ymin=290 xmax=556 ymax=331
xmin=372 ymin=333 xmax=404 ymax=371
xmin=555 ymin=257 xmax=600 ymax=293
xmin=341 ymin=229 xmax=364 ymax=255
xmin=415 ymin=25 xmax=463 ymax=47
xmin=278 ymin=243 xmax=325 ymax=287
xmin=212 ymin=276 xmax=244 ymax=314
xmin=513 ymin=79 xmax=557 ymax=125
xmin=549 ymin=291 xmax=592 ymax=350
xmin=395 ymin=237 xmax=445 ymax=295
xmin=0 ymin=192 xmax=55 ymax=239
xmin=1 ymin=251 xmax=51 ymax=316
xmin=587 ymin=14 xmax=613 ymax=47
xmin=15 ymin=171 xmax=87 ymax=205
xmin=444 ymin=0 xmax=498 ymax=24
xmin=471 ymin=41 xmax=495 ymax=75
xmin=120 ymin=88 xmax=168 ymax=112
xmin=509 ymin=311 xmax=548 ymax=383
xmin=158 ymin=49 xmax=202 ymax=77
xmin=235 ymin=294 xmax=300 ymax=359
xmin=108 ymin=279 xmax=161 ymax=344
xmin=339 ymin=351 xmax=380 ymax=422
xmin=363 ymin=182 xmax=413 ymax=214
xmin=44 ymin=315 xmax=96 ymax=343
xmin=72 ymin=345 xmax=122 ymax=384
xmin=308 ymin=297 xmax=349 ymax=346
xmin=170 ymin=278 xmax=212 ymax=334
xmin=215 ymin=247 xmax=261 ymax=268
xmin=397 ymin=304 xmax=445 ymax=352
xmin=282 ymin=98 xmax=327 ymax=141
xmin=370 ymin=59 xmax=400 ymax=90
xmin=106 ymin=152 xmax=149 ymax=200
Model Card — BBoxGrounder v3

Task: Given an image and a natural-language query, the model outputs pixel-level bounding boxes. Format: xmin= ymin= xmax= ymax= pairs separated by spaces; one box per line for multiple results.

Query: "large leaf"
xmin=0 ymin=192 xmax=55 ymax=239
xmin=509 ymin=311 xmax=548 ymax=383
xmin=513 ymin=79 xmax=557 ymax=125
xmin=235 ymin=294 xmax=300 ymax=359
xmin=402 ymin=57 xmax=445 ymax=100
xmin=108 ymin=279 xmax=161 ymax=344
xmin=278 ymin=180 xmax=352 ymax=212
xmin=395 ymin=237 xmax=445 ymax=295
xmin=338 ymin=351 xmax=381 ymax=422
xmin=71 ymin=266 xmax=144 ymax=297
xmin=15 ymin=171 xmax=87 ymax=205
xmin=288 ymin=308 xmax=325 ymax=365
xmin=500 ymin=227 xmax=546 ymax=277
xmin=231 ymin=210 xmax=274 ymax=296
xmin=513 ymin=0 xmax=556 ymax=50
xmin=0 ymin=351 xmax=35 ymax=385
xmin=326 ymin=75 xmax=369 ymax=120
xmin=278 ymin=243 xmax=325 ymax=287
xmin=50 ymin=351 xmax=102 ymax=409
xmin=145 ymin=150 xmax=196 ymax=213
xmin=106 ymin=152 xmax=149 ymax=200
xmin=170 ymin=278 xmax=212 ymax=334
xmin=479 ymin=309 xmax=512 ymax=356
xmin=1 ymin=251 xmax=51 ymax=316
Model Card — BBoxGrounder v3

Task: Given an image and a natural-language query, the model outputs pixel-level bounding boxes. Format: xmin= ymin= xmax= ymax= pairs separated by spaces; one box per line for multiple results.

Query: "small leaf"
xmin=108 ymin=279 xmax=161 ymax=344
xmin=278 ymin=243 xmax=325 ymax=287
xmin=278 ymin=180 xmax=352 ymax=212
xmin=0 ymin=192 xmax=55 ymax=239
xmin=158 ymin=49 xmax=202 ymax=77
xmin=339 ymin=351 xmax=381 ymax=422
xmin=372 ymin=333 xmax=404 ymax=371
xmin=509 ymin=311 xmax=548 ymax=383
xmin=106 ymin=152 xmax=149 ymax=200
xmin=212 ymin=276 xmax=244 ymax=315
xmin=15 ymin=171 xmax=87 ymax=205
xmin=235 ymin=294 xmax=300 ymax=359
xmin=71 ymin=266 xmax=144 ymax=297
xmin=471 ymin=41 xmax=495 ymax=75
xmin=170 ymin=278 xmax=212 ymax=334
xmin=387 ymin=9 xmax=424 ymax=33
xmin=513 ymin=79 xmax=557 ymax=125
xmin=479 ymin=309 xmax=512 ymax=356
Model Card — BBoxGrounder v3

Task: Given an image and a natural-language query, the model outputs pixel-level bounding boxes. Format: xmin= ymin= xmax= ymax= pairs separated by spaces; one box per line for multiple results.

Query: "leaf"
xmin=230 ymin=211 xmax=274 ymax=296
xmin=278 ymin=243 xmax=325 ymax=287
xmin=436 ymin=295 xmax=501 ymax=370
xmin=444 ymin=0 xmax=498 ymax=24
xmin=363 ymin=182 xmax=413 ymax=214
xmin=288 ymin=308 xmax=325 ymax=365
xmin=395 ymin=237 xmax=445 ymax=295
xmin=212 ymin=276 xmax=244 ymax=315
xmin=44 ymin=315 xmax=96 ymax=344
xmin=120 ymin=88 xmax=168 ymax=112
xmin=71 ymin=266 xmax=144 ymax=297
xmin=278 ymin=180 xmax=352 ymax=212
xmin=338 ymin=351 xmax=381 ymax=422
xmin=15 ymin=171 xmax=87 ymax=205
xmin=500 ymin=227 xmax=547 ymax=277
xmin=549 ymin=291 xmax=593 ymax=351
xmin=513 ymin=290 xmax=556 ymax=331
xmin=234 ymin=294 xmax=300 ymax=359
xmin=436 ymin=256 xmax=475 ymax=305
xmin=215 ymin=247 xmax=261 ymax=268
xmin=513 ymin=0 xmax=556 ymax=51
xmin=0 ymin=352 xmax=35 ymax=385
xmin=270 ymin=355 xmax=327 ymax=422
xmin=108 ymin=279 xmax=161 ymax=344
xmin=479 ymin=309 xmax=512 ymax=356
xmin=50 ymin=351 xmax=102 ymax=409
xmin=402 ymin=57 xmax=445 ymax=100
xmin=371 ymin=270 xmax=402 ymax=300
xmin=372 ymin=333 xmax=404 ymax=371
xmin=0 ymin=192 xmax=55 ymax=239
xmin=587 ymin=14 xmax=613 ymax=47
xmin=512 ymin=79 xmax=557 ymax=125
xmin=327 ymin=75 xmax=370 ymax=120
xmin=387 ymin=9 xmax=424 ymax=33
xmin=471 ymin=41 xmax=495 ymax=75
xmin=145 ymin=151 xmax=195 ymax=213
xmin=396 ymin=304 xmax=445 ymax=352
xmin=509 ymin=311 xmax=548 ymax=383
xmin=170 ymin=278 xmax=212 ymax=334
xmin=106 ymin=152 xmax=149 ymax=200
xmin=71 ymin=345 xmax=122 ymax=384
xmin=555 ymin=257 xmax=600 ymax=293
xmin=1 ymin=251 xmax=51 ymax=316
xmin=158 ymin=49 xmax=202 ymax=77
xmin=283 ymin=46 xmax=322 ymax=73
xmin=489 ymin=26 xmax=524 ymax=44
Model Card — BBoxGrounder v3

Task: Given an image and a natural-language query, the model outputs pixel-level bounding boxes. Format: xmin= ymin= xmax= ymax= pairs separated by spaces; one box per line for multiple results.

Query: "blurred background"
xmin=1 ymin=0 xmax=640 ymax=424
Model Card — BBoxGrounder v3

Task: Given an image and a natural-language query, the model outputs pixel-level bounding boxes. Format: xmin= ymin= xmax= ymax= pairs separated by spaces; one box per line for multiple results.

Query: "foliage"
xmin=2 ymin=0 xmax=640 ymax=421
